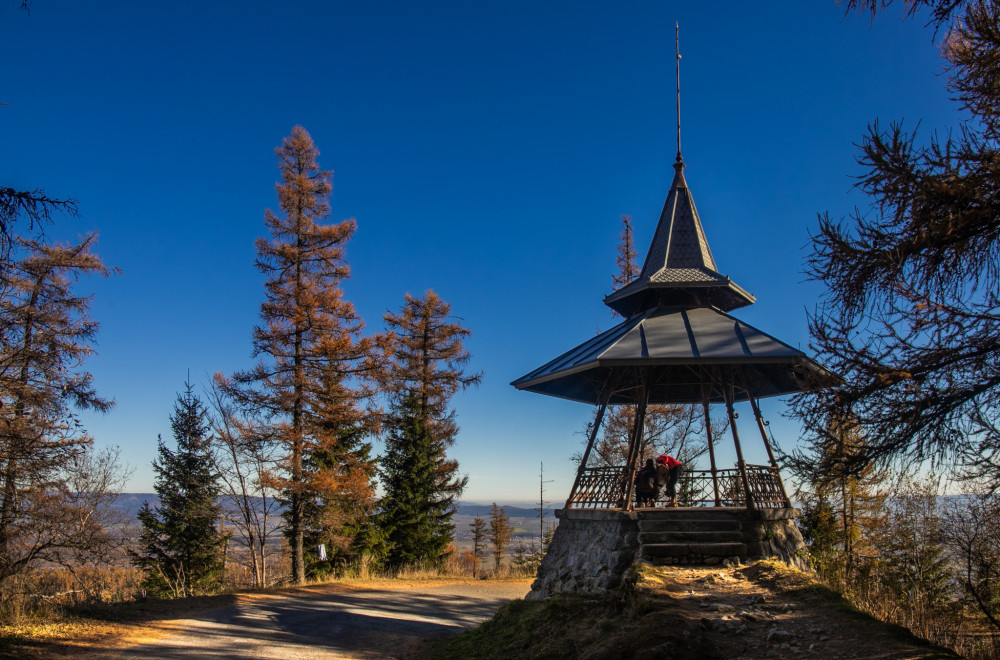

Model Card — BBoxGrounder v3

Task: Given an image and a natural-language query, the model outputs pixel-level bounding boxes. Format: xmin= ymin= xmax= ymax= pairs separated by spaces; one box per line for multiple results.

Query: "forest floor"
xmin=424 ymin=561 xmax=965 ymax=660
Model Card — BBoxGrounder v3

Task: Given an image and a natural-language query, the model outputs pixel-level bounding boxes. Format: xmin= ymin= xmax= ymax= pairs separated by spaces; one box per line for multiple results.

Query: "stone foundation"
xmin=528 ymin=507 xmax=808 ymax=599
xmin=525 ymin=509 xmax=639 ymax=600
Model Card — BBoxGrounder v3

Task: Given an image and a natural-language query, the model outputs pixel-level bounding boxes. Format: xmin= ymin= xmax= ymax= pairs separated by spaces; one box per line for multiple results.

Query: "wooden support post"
xmin=748 ymin=397 xmax=792 ymax=508
xmin=702 ymin=391 xmax=720 ymax=507
xmin=725 ymin=386 xmax=755 ymax=510
xmin=565 ymin=400 xmax=608 ymax=509
xmin=620 ymin=379 xmax=648 ymax=510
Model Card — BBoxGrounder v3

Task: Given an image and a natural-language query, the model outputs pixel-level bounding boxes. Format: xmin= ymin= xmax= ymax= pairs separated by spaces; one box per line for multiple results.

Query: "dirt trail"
xmin=41 ymin=579 xmax=531 ymax=660
xmin=632 ymin=562 xmax=956 ymax=659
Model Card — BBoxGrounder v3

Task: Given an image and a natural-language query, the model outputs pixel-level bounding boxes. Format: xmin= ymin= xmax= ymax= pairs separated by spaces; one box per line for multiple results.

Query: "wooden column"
xmin=620 ymin=378 xmax=648 ymax=510
xmin=565 ymin=400 xmax=608 ymax=509
xmin=725 ymin=386 xmax=755 ymax=510
xmin=748 ymin=397 xmax=791 ymax=508
xmin=702 ymin=389 xmax=720 ymax=507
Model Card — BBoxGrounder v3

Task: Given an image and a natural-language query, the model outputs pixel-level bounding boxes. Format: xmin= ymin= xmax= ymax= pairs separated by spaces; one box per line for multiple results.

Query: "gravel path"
xmin=108 ymin=580 xmax=531 ymax=660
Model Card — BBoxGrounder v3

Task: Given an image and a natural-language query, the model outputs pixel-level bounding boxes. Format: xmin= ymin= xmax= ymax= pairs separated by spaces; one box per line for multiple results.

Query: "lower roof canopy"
xmin=511 ymin=306 xmax=838 ymax=405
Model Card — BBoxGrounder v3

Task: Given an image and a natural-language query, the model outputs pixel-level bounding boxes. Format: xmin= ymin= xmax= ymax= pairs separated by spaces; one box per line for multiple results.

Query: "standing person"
xmin=634 ymin=458 xmax=659 ymax=508
xmin=655 ymin=455 xmax=683 ymax=507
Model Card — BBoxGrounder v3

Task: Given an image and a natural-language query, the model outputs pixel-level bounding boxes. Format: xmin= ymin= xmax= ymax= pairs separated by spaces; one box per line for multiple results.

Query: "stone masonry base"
xmin=527 ymin=507 xmax=808 ymax=600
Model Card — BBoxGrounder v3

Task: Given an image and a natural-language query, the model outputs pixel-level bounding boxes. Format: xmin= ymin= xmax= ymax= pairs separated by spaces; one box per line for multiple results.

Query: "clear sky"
xmin=2 ymin=1 xmax=958 ymax=504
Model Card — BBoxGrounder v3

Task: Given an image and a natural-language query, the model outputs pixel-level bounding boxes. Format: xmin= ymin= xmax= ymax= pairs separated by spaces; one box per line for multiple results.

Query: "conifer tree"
xmin=133 ymin=382 xmax=226 ymax=597
xmin=298 ymin=363 xmax=379 ymax=578
xmin=487 ymin=503 xmax=513 ymax=572
xmin=0 ymin=235 xmax=119 ymax=585
xmin=795 ymin=0 xmax=1000 ymax=489
xmin=217 ymin=126 xmax=378 ymax=584
xmin=611 ymin=214 xmax=637 ymax=295
xmin=378 ymin=291 xmax=481 ymax=569
xmin=470 ymin=514 xmax=487 ymax=579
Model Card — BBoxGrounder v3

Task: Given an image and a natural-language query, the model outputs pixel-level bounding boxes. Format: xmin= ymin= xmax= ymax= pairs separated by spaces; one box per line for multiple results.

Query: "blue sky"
xmin=3 ymin=2 xmax=958 ymax=504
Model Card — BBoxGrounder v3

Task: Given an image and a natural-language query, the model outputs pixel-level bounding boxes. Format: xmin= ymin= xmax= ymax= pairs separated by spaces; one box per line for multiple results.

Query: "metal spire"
xmin=675 ymin=22 xmax=682 ymax=164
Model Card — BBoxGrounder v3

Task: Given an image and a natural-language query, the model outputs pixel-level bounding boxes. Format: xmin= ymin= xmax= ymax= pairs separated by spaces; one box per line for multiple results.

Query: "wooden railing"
xmin=567 ymin=463 xmax=789 ymax=509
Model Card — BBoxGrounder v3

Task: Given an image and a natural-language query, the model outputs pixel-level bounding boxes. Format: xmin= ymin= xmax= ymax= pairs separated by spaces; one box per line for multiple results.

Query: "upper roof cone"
xmin=604 ymin=158 xmax=755 ymax=316
xmin=603 ymin=24 xmax=754 ymax=318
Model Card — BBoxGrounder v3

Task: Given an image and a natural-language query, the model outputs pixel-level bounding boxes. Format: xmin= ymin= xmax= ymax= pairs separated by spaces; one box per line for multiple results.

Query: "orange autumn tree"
xmin=0 ymin=235 xmax=122 ymax=585
xmin=217 ymin=126 xmax=378 ymax=584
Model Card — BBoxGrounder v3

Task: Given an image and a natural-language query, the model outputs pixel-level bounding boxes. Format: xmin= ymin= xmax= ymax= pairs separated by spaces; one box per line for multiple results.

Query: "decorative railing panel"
xmin=567 ymin=466 xmax=629 ymax=509
xmin=568 ymin=463 xmax=788 ymax=509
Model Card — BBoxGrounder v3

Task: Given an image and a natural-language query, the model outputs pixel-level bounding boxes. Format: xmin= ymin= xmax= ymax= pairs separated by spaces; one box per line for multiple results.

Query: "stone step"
xmin=641 ymin=542 xmax=748 ymax=559
xmin=637 ymin=530 xmax=744 ymax=545
xmin=638 ymin=519 xmax=741 ymax=533
xmin=636 ymin=509 xmax=742 ymax=522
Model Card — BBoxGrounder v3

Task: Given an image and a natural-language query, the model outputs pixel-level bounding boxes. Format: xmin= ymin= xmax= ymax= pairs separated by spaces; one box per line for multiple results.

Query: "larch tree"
xmin=611 ymin=214 xmax=638 ymax=294
xmin=378 ymin=290 xmax=481 ymax=569
xmin=791 ymin=416 xmax=890 ymax=586
xmin=133 ymin=382 xmax=226 ymax=597
xmin=217 ymin=126 xmax=378 ymax=584
xmin=487 ymin=503 xmax=513 ymax=573
xmin=792 ymin=0 xmax=1000 ymax=489
xmin=0 ymin=235 xmax=120 ymax=584
xmin=298 ymin=360 xmax=379 ymax=578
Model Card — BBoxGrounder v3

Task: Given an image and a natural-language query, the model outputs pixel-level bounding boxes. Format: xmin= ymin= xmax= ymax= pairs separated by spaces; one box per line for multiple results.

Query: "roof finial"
xmin=675 ymin=21 xmax=683 ymax=165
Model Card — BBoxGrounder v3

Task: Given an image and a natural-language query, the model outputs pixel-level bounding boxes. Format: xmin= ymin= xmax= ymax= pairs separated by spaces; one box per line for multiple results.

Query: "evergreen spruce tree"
xmin=378 ymin=291 xmax=481 ymax=569
xmin=133 ymin=382 xmax=226 ymax=597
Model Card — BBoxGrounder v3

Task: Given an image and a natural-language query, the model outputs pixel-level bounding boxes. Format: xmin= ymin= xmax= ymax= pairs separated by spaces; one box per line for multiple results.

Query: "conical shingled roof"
xmin=603 ymin=159 xmax=755 ymax=317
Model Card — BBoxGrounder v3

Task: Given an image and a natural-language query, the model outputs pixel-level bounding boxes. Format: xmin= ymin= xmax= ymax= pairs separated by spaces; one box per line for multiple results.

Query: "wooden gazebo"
xmin=512 ymin=150 xmax=836 ymax=511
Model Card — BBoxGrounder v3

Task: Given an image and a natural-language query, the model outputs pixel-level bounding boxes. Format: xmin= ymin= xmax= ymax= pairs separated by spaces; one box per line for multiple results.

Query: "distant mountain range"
xmin=112 ymin=494 xmax=557 ymax=543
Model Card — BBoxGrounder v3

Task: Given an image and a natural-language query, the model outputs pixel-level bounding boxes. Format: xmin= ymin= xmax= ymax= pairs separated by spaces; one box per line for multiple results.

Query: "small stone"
xmin=748 ymin=594 xmax=766 ymax=605
xmin=819 ymin=635 xmax=830 ymax=642
xmin=715 ymin=603 xmax=736 ymax=613
xmin=767 ymin=629 xmax=794 ymax=643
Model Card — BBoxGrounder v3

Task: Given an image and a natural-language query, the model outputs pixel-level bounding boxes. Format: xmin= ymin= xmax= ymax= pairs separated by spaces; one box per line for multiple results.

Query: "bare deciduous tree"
xmin=207 ymin=383 xmax=283 ymax=589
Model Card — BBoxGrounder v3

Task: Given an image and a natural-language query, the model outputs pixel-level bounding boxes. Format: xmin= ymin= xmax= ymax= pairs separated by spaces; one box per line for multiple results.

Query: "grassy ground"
xmin=423 ymin=560 xmax=962 ymax=660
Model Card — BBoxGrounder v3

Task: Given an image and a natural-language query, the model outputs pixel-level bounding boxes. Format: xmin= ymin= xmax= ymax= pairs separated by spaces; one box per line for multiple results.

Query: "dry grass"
xmin=425 ymin=560 xmax=962 ymax=660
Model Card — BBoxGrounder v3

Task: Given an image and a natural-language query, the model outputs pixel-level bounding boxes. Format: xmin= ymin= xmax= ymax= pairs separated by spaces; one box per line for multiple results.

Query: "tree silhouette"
xmin=793 ymin=0 xmax=1000 ymax=489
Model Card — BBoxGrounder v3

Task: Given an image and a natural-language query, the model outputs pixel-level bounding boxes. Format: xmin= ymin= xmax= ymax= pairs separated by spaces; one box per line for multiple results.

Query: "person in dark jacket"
xmin=635 ymin=458 xmax=659 ymax=507
xmin=655 ymin=454 xmax=683 ymax=507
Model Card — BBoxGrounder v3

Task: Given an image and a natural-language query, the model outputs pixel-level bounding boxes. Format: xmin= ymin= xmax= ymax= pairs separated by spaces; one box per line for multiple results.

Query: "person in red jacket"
xmin=655 ymin=454 xmax=683 ymax=507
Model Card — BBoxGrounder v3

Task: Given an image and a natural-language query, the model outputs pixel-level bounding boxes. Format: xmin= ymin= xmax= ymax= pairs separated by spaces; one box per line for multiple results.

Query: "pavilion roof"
xmin=511 ymin=306 xmax=837 ymax=405
xmin=604 ymin=160 xmax=755 ymax=316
